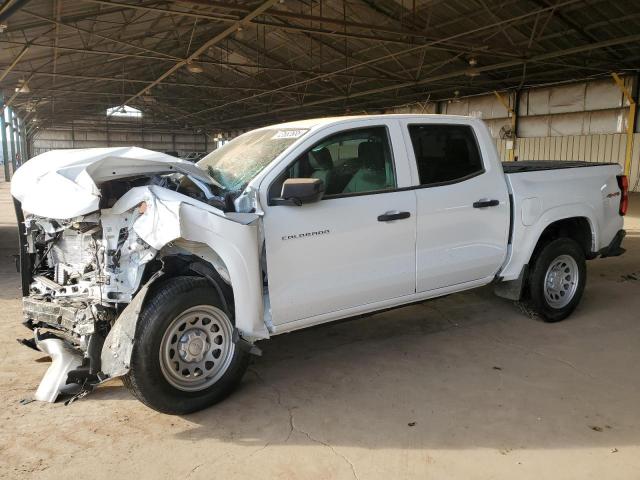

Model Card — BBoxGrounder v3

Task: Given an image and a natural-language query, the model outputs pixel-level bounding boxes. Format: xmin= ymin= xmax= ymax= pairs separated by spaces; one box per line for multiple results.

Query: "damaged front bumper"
xmin=19 ymin=274 xmax=162 ymax=403
xmin=14 ymin=194 xmax=160 ymax=402
xmin=23 ymin=296 xmax=97 ymax=336
xmin=15 ymin=182 xmax=267 ymax=404
xmin=31 ymin=329 xmax=84 ymax=403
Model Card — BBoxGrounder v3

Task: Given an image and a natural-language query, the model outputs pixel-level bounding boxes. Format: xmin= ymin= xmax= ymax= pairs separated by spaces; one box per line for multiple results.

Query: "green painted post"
xmin=21 ymin=121 xmax=28 ymax=161
xmin=7 ymin=107 xmax=16 ymax=173
xmin=0 ymin=95 xmax=9 ymax=181
xmin=14 ymin=115 xmax=22 ymax=168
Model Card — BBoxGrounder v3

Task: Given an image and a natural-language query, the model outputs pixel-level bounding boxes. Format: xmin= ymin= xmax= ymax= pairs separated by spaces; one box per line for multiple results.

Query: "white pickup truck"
xmin=11 ymin=114 xmax=627 ymax=414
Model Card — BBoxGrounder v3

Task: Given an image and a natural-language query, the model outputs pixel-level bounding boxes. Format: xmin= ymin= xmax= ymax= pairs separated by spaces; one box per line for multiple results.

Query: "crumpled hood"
xmin=11 ymin=146 xmax=215 ymax=219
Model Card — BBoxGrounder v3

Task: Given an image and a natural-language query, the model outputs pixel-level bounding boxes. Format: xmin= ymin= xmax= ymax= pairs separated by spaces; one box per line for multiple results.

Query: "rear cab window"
xmin=407 ymin=124 xmax=484 ymax=186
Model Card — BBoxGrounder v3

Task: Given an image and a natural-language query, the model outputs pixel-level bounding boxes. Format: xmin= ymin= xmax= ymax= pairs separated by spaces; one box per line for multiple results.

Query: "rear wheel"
xmin=525 ymin=237 xmax=586 ymax=322
xmin=123 ymin=276 xmax=249 ymax=414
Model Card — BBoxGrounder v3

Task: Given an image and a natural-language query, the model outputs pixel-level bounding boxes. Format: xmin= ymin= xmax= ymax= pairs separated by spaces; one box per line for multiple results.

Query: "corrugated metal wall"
xmin=496 ymin=133 xmax=640 ymax=191
xmin=31 ymin=126 xmax=210 ymax=157
xmin=386 ymin=75 xmax=639 ymax=191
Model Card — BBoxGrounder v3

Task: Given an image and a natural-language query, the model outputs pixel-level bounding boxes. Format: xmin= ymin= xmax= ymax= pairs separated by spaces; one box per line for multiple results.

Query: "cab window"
xmin=408 ymin=124 xmax=484 ymax=186
xmin=270 ymin=127 xmax=396 ymax=199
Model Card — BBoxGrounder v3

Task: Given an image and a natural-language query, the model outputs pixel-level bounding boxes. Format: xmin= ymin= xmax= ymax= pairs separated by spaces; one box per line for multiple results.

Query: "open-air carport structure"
xmin=2 ymin=2 xmax=640 ymax=477
xmin=0 ymin=0 xmax=639 ymax=175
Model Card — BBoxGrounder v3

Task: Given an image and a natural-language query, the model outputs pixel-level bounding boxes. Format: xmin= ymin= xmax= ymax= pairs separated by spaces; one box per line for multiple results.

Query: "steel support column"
xmin=494 ymin=90 xmax=516 ymax=161
xmin=6 ymin=107 xmax=16 ymax=173
xmin=21 ymin=121 xmax=29 ymax=161
xmin=14 ymin=115 xmax=23 ymax=167
xmin=612 ymin=73 xmax=636 ymax=176
xmin=0 ymin=94 xmax=9 ymax=181
xmin=19 ymin=116 xmax=27 ymax=161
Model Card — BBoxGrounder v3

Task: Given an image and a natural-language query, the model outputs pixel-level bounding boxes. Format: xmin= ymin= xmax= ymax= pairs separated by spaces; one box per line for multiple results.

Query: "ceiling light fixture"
xmin=15 ymin=79 xmax=30 ymax=93
xmin=186 ymin=61 xmax=203 ymax=74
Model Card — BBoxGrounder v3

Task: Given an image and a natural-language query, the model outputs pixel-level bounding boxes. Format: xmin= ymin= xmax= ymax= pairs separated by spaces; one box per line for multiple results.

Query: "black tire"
xmin=123 ymin=276 xmax=249 ymax=414
xmin=525 ymin=237 xmax=586 ymax=322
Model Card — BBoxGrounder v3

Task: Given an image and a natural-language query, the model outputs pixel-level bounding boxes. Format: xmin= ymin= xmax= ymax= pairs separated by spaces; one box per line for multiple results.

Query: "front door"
xmin=262 ymin=123 xmax=417 ymax=326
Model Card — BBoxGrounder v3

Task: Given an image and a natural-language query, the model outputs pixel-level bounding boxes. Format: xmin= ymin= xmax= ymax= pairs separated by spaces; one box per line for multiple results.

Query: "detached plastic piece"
xmin=34 ymin=330 xmax=83 ymax=403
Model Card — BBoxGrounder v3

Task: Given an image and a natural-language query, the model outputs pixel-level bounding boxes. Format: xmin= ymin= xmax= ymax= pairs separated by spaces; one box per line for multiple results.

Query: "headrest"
xmin=309 ymin=147 xmax=333 ymax=170
xmin=358 ymin=142 xmax=384 ymax=171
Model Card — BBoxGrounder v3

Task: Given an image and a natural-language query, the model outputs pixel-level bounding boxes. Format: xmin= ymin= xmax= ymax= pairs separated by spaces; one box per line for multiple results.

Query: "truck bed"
xmin=502 ymin=160 xmax=614 ymax=173
xmin=500 ymin=159 xmax=623 ymax=281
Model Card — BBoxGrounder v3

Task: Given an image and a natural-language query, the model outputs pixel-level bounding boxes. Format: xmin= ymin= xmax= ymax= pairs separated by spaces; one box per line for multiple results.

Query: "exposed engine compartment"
xmin=12 ymin=147 xmax=266 ymax=404
xmin=20 ymin=175 xmax=192 ymax=345
xmin=17 ymin=174 xmax=208 ymax=402
xmin=24 ymin=214 xmax=113 ymax=342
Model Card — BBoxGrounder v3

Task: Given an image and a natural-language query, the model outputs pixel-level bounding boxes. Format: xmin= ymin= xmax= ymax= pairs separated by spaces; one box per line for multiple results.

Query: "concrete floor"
xmin=0 ymin=178 xmax=639 ymax=480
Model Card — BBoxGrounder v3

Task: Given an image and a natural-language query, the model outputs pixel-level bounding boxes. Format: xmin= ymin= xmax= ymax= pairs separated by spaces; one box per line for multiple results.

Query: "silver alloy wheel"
xmin=543 ymin=254 xmax=579 ymax=309
xmin=159 ymin=305 xmax=235 ymax=392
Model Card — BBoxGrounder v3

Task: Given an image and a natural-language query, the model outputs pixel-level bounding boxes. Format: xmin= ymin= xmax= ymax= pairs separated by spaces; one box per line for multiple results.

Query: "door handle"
xmin=473 ymin=199 xmax=500 ymax=208
xmin=378 ymin=211 xmax=411 ymax=222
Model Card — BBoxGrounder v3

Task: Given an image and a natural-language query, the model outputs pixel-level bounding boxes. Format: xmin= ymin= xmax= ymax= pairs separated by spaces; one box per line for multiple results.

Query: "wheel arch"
xmin=500 ymin=201 xmax=598 ymax=281
xmin=146 ymin=251 xmax=234 ymax=320
xmin=530 ymin=216 xmax=594 ymax=265
xmin=496 ymin=212 xmax=595 ymax=300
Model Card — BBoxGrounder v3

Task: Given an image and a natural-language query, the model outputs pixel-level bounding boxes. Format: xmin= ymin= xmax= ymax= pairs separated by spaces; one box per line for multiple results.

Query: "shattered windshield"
xmin=197 ymin=128 xmax=308 ymax=192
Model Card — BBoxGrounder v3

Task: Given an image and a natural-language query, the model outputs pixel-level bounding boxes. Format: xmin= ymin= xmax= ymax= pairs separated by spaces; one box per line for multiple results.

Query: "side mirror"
xmin=272 ymin=178 xmax=324 ymax=206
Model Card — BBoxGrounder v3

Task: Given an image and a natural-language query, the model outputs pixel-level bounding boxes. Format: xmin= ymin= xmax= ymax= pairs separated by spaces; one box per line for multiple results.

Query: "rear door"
xmin=399 ymin=119 xmax=510 ymax=292
xmin=261 ymin=120 xmax=417 ymax=326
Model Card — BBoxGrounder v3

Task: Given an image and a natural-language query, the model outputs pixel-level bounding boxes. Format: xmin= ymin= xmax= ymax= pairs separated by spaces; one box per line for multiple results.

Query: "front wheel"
xmin=123 ymin=276 xmax=249 ymax=414
xmin=525 ymin=237 xmax=586 ymax=322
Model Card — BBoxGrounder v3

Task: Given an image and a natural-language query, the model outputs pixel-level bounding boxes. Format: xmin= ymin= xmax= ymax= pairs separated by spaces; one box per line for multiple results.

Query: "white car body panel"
xmin=500 ymin=163 xmax=623 ymax=280
xmin=107 ymin=184 xmax=268 ymax=342
xmin=263 ymin=190 xmax=418 ymax=325
xmin=10 ymin=146 xmax=216 ymax=218
xmin=272 ymin=276 xmax=491 ymax=335
xmin=397 ymin=117 xmax=510 ymax=292
xmin=259 ymin=118 xmax=418 ymax=326
xmin=257 ymin=114 xmax=623 ymax=327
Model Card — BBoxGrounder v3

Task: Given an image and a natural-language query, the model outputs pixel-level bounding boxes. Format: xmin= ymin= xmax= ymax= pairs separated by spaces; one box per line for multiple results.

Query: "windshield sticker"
xmin=271 ymin=129 xmax=308 ymax=140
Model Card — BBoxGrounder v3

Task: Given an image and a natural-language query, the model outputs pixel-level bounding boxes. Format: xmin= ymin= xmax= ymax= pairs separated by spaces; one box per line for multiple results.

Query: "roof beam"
xmin=81 ymin=0 xmax=516 ymax=55
xmin=0 ymin=39 xmax=396 ymax=81
xmin=0 ymin=0 xmax=33 ymax=22
xmin=21 ymin=9 xmax=180 ymax=59
xmin=109 ymin=0 xmax=280 ymax=114
xmin=176 ymin=0 xmax=584 ymax=121
xmin=216 ymin=31 xmax=640 ymax=125
xmin=3 ymin=68 xmax=335 ymax=97
xmin=0 ymin=43 xmax=30 ymax=82
xmin=5 ymin=1 xmax=159 ymax=33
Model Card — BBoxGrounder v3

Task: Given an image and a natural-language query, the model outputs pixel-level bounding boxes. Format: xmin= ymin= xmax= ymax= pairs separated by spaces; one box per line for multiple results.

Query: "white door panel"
xmin=414 ymin=176 xmax=509 ymax=291
xmin=398 ymin=119 xmax=510 ymax=292
xmin=263 ymin=191 xmax=416 ymax=325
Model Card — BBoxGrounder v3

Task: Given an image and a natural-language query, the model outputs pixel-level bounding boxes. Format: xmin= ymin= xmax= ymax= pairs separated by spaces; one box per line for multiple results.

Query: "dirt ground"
xmin=0 ymin=177 xmax=639 ymax=480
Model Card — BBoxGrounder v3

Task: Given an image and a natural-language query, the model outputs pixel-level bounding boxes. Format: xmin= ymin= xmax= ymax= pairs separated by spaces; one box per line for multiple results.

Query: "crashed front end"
xmin=11 ymin=147 xmax=266 ymax=403
xmin=16 ymin=189 xmax=160 ymax=401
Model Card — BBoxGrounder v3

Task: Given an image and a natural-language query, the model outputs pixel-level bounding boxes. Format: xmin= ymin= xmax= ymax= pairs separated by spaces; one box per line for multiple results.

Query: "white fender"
xmin=500 ymin=201 xmax=598 ymax=280
xmin=100 ymin=186 xmax=268 ymax=378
